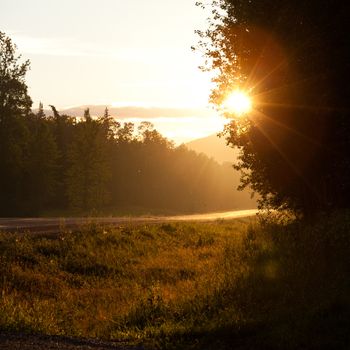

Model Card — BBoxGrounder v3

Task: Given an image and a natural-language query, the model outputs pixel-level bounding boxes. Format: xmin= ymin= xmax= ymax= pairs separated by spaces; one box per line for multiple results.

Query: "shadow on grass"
xmin=0 ymin=331 xmax=143 ymax=350
xmin=157 ymin=302 xmax=350 ymax=350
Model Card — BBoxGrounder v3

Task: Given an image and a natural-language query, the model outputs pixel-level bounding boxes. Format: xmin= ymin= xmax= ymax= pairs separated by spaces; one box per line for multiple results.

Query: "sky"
xmin=1 ymin=0 xmax=226 ymax=143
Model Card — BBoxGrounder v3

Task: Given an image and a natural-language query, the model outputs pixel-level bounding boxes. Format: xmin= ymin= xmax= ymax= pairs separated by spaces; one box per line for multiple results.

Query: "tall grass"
xmin=1 ymin=213 xmax=349 ymax=349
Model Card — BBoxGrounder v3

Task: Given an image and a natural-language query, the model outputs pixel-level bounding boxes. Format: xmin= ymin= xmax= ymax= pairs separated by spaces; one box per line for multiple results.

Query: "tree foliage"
xmin=23 ymin=104 xmax=59 ymax=211
xmin=0 ymin=32 xmax=32 ymax=117
xmin=0 ymin=31 xmax=32 ymax=214
xmin=66 ymin=108 xmax=111 ymax=211
xmin=196 ymin=0 xmax=350 ymax=215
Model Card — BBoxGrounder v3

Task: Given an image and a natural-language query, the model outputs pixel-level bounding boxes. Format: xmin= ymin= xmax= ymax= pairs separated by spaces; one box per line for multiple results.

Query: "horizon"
xmin=34 ymin=103 xmax=227 ymax=144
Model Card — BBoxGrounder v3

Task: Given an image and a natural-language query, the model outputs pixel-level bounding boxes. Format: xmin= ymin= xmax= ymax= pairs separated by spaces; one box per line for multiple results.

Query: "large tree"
xmin=0 ymin=31 xmax=32 ymax=214
xmin=0 ymin=31 xmax=32 ymax=118
xmin=196 ymin=0 xmax=350 ymax=215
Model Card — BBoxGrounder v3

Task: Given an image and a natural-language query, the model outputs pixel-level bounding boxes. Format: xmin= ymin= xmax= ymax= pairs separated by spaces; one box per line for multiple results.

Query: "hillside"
xmin=186 ymin=133 xmax=240 ymax=164
xmin=36 ymin=105 xmax=216 ymax=119
xmin=185 ymin=134 xmax=256 ymax=208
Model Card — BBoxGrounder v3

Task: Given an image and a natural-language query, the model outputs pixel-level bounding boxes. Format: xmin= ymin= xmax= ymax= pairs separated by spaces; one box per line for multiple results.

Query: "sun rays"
xmin=222 ymin=90 xmax=253 ymax=116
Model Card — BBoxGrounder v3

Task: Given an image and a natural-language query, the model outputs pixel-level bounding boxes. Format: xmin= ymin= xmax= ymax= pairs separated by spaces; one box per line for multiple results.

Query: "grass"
xmin=1 ymin=212 xmax=350 ymax=349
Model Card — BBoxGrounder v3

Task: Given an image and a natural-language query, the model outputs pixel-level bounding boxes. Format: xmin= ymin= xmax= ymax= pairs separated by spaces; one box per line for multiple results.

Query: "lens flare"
xmin=223 ymin=90 xmax=252 ymax=116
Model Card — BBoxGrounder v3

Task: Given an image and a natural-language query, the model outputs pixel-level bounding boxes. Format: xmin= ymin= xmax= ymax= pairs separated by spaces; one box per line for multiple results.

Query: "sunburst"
xmin=223 ymin=90 xmax=252 ymax=116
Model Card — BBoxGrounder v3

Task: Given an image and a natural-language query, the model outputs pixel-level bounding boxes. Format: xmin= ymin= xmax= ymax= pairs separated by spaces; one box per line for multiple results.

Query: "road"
xmin=0 ymin=209 xmax=258 ymax=234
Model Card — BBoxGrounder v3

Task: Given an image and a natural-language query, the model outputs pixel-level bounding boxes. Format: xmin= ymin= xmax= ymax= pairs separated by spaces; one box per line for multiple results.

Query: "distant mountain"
xmin=36 ymin=105 xmax=239 ymax=164
xmin=35 ymin=105 xmax=216 ymax=119
xmin=186 ymin=134 xmax=239 ymax=164
xmin=186 ymin=134 xmax=256 ymax=208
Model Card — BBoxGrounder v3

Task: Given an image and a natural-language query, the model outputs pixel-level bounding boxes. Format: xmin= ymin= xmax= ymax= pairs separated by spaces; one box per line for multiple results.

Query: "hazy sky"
xmin=1 ymin=0 xmax=225 ymax=143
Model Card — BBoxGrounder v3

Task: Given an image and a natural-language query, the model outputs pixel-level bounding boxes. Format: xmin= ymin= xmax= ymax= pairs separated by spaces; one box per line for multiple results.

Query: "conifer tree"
xmin=23 ymin=104 xmax=59 ymax=213
xmin=66 ymin=109 xmax=111 ymax=211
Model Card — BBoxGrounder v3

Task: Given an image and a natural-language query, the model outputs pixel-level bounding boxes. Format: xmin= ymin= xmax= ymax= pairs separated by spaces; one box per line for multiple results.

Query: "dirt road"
xmin=0 ymin=209 xmax=258 ymax=234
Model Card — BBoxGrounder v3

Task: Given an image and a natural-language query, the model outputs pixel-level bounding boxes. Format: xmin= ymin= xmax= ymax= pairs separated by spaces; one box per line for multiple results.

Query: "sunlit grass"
xmin=1 ymin=213 xmax=350 ymax=349
xmin=0 ymin=220 xmax=248 ymax=340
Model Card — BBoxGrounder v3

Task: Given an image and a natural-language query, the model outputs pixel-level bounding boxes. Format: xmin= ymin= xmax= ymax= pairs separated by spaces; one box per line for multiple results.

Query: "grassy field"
xmin=1 ymin=213 xmax=350 ymax=349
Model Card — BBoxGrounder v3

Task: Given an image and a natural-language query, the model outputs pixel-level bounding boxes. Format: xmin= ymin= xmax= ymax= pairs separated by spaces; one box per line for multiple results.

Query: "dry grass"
xmin=0 ymin=219 xmax=249 ymax=342
xmin=1 ymin=213 xmax=350 ymax=349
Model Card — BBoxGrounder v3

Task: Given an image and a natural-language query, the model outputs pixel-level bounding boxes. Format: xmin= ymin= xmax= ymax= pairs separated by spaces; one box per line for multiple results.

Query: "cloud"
xmin=8 ymin=32 xmax=190 ymax=65
xmin=8 ymin=32 xmax=81 ymax=57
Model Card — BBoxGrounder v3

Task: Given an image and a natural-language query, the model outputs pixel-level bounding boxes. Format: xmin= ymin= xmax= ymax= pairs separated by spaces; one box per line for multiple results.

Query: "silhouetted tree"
xmin=196 ymin=0 xmax=350 ymax=215
xmin=66 ymin=109 xmax=111 ymax=211
xmin=0 ymin=31 xmax=32 ymax=214
xmin=48 ymin=105 xmax=75 ymax=208
xmin=0 ymin=32 xmax=32 ymax=118
xmin=99 ymin=107 xmax=120 ymax=140
xmin=23 ymin=105 xmax=59 ymax=213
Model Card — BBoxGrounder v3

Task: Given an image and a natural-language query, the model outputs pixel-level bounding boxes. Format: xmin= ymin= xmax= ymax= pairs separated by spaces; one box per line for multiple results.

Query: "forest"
xmin=1 ymin=103 xmax=256 ymax=216
xmin=0 ymin=39 xmax=254 ymax=217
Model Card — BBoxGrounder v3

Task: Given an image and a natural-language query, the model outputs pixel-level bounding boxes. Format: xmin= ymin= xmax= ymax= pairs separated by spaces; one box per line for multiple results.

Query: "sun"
xmin=223 ymin=90 xmax=252 ymax=116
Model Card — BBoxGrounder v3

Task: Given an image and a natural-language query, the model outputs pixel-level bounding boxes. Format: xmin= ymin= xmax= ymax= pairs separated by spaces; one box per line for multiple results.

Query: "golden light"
xmin=223 ymin=90 xmax=252 ymax=116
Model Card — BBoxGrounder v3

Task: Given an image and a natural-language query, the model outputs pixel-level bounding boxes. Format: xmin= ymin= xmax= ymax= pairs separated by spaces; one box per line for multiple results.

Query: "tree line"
xmin=0 ymin=31 xmax=253 ymax=216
